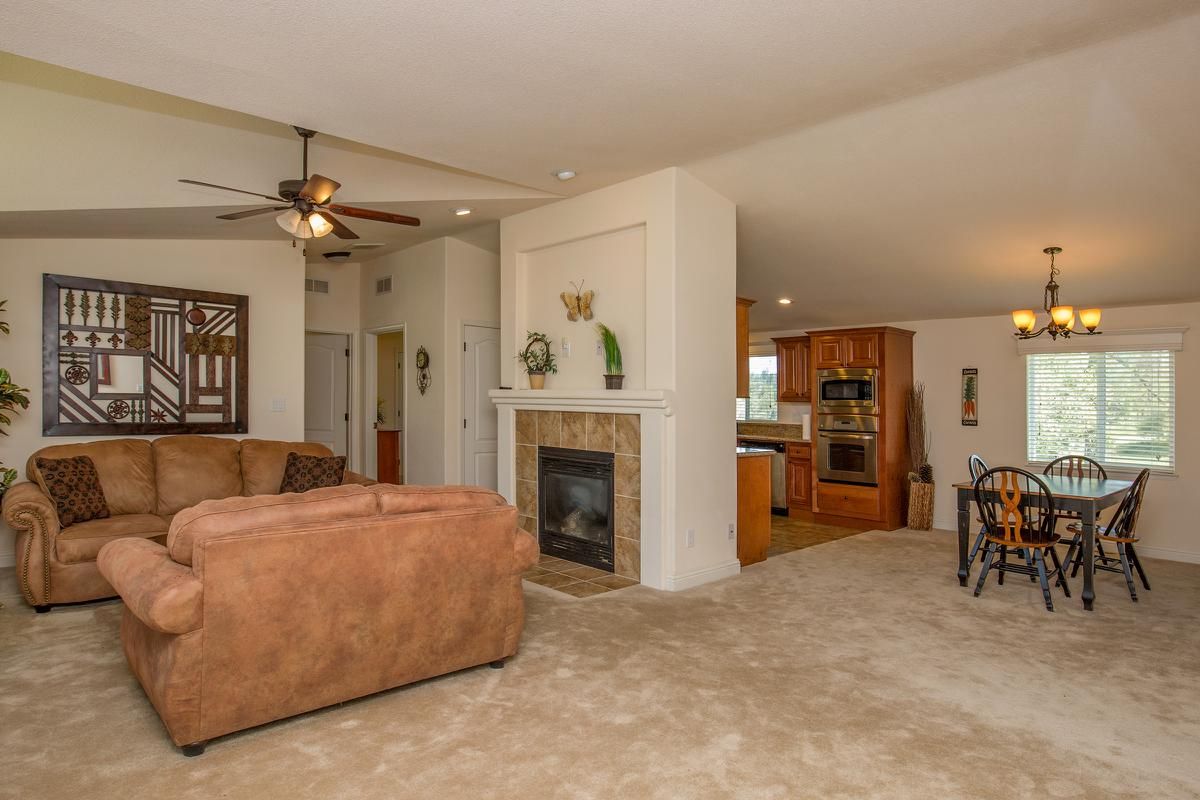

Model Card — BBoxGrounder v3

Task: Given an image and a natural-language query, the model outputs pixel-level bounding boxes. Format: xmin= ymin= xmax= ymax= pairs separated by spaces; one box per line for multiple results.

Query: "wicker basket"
xmin=907 ymin=481 xmax=935 ymax=530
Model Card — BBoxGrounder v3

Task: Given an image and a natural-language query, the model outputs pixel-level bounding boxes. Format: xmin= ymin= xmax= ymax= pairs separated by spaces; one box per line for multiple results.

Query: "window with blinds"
xmin=1026 ymin=349 xmax=1175 ymax=472
xmin=736 ymin=355 xmax=778 ymax=421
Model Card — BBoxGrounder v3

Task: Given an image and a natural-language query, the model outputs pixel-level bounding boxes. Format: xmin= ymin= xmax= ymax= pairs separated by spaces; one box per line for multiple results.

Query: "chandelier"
xmin=1011 ymin=247 xmax=1102 ymax=340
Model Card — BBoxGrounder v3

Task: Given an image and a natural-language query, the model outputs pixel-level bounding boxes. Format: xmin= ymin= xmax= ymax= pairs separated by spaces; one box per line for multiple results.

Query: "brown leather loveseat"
xmin=96 ymin=483 xmax=538 ymax=755
xmin=2 ymin=436 xmax=372 ymax=610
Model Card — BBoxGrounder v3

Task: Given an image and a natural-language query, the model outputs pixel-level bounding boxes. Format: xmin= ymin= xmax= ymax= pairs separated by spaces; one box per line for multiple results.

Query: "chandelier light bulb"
xmin=1011 ymin=309 xmax=1036 ymax=333
xmin=1050 ymin=305 xmax=1075 ymax=328
xmin=308 ymin=212 xmax=333 ymax=238
xmin=1079 ymin=308 xmax=1102 ymax=332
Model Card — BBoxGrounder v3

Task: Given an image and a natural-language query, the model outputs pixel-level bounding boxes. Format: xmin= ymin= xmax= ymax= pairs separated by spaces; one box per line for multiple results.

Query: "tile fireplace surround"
xmin=516 ymin=410 xmax=641 ymax=580
xmin=491 ymin=389 xmax=671 ymax=589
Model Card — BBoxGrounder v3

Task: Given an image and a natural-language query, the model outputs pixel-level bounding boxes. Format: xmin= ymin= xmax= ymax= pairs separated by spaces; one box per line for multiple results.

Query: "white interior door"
xmin=304 ymin=333 xmax=349 ymax=456
xmin=463 ymin=324 xmax=501 ymax=489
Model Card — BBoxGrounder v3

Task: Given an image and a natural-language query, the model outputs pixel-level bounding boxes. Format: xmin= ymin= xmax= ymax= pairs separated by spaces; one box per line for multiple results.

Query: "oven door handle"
xmin=818 ymin=432 xmax=876 ymax=440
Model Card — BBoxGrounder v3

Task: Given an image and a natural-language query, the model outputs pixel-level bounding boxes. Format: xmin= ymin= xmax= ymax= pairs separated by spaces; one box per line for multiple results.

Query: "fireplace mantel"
xmin=489 ymin=388 xmax=674 ymax=416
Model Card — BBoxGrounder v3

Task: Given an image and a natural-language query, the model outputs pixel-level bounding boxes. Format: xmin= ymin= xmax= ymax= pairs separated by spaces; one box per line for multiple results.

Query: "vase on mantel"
xmin=527 ymin=371 xmax=546 ymax=390
xmin=604 ymin=374 xmax=624 ymax=390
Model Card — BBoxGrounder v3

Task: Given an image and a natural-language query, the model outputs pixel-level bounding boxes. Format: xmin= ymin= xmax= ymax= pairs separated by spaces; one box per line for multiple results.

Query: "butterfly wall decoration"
xmin=560 ymin=281 xmax=594 ymax=322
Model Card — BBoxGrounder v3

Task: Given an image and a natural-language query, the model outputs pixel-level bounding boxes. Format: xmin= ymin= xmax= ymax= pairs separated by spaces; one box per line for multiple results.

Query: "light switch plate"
xmin=271 ymin=398 xmax=286 ymax=412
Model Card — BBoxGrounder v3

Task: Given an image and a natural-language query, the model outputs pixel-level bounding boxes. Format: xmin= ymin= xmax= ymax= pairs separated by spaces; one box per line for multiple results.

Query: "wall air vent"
xmin=304 ymin=278 xmax=330 ymax=294
xmin=375 ymin=276 xmax=393 ymax=295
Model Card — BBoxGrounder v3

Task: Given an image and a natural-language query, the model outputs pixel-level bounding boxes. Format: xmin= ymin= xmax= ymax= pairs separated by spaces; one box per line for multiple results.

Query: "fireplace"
xmin=538 ymin=446 xmax=615 ymax=571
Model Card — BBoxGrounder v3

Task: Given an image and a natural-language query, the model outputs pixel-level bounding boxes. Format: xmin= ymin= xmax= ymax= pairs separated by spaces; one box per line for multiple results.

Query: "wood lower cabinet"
xmin=785 ymin=441 xmax=812 ymax=511
xmin=773 ymin=336 xmax=810 ymax=403
xmin=736 ymin=297 xmax=756 ymax=398
xmin=815 ymin=482 xmax=881 ymax=520
xmin=737 ymin=453 xmax=772 ymax=566
xmin=377 ymin=429 xmax=401 ymax=484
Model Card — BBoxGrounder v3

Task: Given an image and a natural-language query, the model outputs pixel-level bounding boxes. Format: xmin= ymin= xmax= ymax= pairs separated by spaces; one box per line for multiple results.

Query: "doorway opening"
xmin=363 ymin=325 xmax=405 ymax=483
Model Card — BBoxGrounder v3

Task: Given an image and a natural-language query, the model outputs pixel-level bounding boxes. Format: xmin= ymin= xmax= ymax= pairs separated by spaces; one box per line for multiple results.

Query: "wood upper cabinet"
xmin=736 ymin=297 xmax=756 ymax=398
xmin=773 ymin=335 xmax=810 ymax=403
xmin=812 ymin=333 xmax=879 ymax=369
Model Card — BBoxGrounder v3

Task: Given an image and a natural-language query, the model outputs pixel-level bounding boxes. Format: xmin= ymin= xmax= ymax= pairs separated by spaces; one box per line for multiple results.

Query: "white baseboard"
xmin=664 ymin=559 xmax=741 ymax=591
xmin=1131 ymin=545 xmax=1200 ymax=564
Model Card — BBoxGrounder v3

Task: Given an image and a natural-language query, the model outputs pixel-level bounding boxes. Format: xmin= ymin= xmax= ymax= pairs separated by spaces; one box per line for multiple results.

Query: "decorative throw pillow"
xmin=278 ymin=452 xmax=347 ymax=494
xmin=35 ymin=455 xmax=111 ymax=528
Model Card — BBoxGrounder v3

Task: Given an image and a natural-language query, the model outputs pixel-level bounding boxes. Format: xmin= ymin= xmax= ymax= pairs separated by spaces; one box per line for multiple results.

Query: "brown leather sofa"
xmin=96 ymin=483 xmax=537 ymax=755
xmin=1 ymin=436 xmax=373 ymax=610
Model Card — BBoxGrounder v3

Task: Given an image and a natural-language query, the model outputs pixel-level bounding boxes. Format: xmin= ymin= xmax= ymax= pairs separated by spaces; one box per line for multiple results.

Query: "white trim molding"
xmin=490 ymin=389 xmax=674 ymax=416
xmin=664 ymin=560 xmax=741 ymax=591
xmin=1016 ymin=326 xmax=1187 ymax=355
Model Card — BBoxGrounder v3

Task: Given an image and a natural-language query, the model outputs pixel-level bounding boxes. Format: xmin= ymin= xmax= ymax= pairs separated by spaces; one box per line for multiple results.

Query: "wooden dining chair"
xmin=973 ymin=467 xmax=1071 ymax=611
xmin=1063 ymin=468 xmax=1152 ymax=602
xmin=1044 ymin=455 xmax=1113 ymax=566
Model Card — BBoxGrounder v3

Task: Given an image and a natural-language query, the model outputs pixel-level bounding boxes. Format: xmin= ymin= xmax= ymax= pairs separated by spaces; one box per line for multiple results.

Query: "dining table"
xmin=954 ymin=474 xmax=1134 ymax=611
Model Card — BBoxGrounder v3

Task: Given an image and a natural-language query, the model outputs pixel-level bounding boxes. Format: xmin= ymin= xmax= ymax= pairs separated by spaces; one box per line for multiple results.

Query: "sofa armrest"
xmin=513 ymin=528 xmax=538 ymax=574
xmin=342 ymin=469 xmax=378 ymax=487
xmin=97 ymin=538 xmax=203 ymax=634
xmin=2 ymin=481 xmax=60 ymax=605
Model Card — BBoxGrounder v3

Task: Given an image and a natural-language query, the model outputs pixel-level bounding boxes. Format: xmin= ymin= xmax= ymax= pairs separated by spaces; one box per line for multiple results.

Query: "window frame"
xmin=737 ymin=346 xmax=779 ymax=422
xmin=1023 ymin=347 xmax=1177 ymax=478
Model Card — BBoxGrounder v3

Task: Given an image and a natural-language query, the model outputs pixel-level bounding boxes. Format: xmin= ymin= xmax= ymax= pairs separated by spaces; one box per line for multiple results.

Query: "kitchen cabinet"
xmin=785 ymin=441 xmax=812 ymax=511
xmin=736 ymin=297 xmax=756 ymax=398
xmin=811 ymin=332 xmax=879 ymax=369
xmin=737 ymin=451 xmax=772 ymax=566
xmin=773 ymin=335 xmax=810 ymax=403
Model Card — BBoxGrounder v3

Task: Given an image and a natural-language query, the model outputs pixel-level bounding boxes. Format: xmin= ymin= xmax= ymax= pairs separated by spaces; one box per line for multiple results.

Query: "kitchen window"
xmin=736 ymin=355 xmax=778 ymax=421
xmin=1026 ymin=349 xmax=1175 ymax=472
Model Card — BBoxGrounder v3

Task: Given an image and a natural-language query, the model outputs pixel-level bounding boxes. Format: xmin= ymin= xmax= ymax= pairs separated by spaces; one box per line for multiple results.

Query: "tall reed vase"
xmin=907 ymin=481 xmax=935 ymax=530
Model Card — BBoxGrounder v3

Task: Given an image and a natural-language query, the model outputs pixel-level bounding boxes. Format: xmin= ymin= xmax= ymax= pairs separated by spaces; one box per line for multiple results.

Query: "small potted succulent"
xmin=517 ymin=331 xmax=557 ymax=389
xmin=596 ymin=322 xmax=624 ymax=390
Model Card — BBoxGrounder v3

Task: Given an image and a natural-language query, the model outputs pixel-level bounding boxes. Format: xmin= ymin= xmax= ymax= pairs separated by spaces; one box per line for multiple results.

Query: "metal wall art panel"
xmin=42 ymin=274 xmax=249 ymax=435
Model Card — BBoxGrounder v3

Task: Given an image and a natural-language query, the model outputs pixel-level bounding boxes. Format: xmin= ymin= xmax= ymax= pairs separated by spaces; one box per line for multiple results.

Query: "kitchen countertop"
xmin=736 ymin=447 xmax=776 ymax=457
xmin=735 ymin=435 xmax=810 ymax=444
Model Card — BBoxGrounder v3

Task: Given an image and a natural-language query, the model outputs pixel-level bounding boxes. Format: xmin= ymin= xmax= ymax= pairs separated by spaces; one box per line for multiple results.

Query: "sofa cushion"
xmin=167 ymin=484 xmax=379 ymax=566
xmin=240 ymin=439 xmax=333 ymax=497
xmin=372 ymin=484 xmax=507 ymax=516
xmin=279 ymin=452 xmax=347 ymax=494
xmin=27 ymin=439 xmax=155 ymax=516
xmin=153 ymin=436 xmax=243 ymax=516
xmin=56 ymin=513 xmax=170 ymax=564
xmin=34 ymin=455 xmax=111 ymax=528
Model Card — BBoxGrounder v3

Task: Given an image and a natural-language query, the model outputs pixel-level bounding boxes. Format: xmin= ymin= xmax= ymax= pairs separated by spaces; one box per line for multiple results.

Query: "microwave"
xmin=816 ymin=368 xmax=878 ymax=414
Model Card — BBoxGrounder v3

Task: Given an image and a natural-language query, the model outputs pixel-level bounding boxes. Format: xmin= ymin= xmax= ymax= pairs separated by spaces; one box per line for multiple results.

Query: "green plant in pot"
xmin=595 ymin=323 xmax=624 ymax=390
xmin=517 ymin=331 xmax=557 ymax=389
xmin=0 ymin=300 xmax=31 ymax=496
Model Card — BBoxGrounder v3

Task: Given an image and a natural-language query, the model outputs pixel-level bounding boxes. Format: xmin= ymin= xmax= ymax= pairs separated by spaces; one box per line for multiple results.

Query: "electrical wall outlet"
xmin=728 ymin=523 xmax=736 ymax=541
xmin=686 ymin=529 xmax=696 ymax=548
xmin=271 ymin=398 xmax=286 ymax=412
xmin=561 ymin=338 xmax=571 ymax=357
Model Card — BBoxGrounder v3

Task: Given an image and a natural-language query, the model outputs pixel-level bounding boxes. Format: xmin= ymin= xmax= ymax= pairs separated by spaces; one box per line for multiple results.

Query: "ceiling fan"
xmin=179 ymin=126 xmax=420 ymax=240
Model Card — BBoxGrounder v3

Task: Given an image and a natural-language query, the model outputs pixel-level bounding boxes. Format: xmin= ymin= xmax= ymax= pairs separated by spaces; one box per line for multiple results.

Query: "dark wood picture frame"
xmin=43 ymin=274 xmax=249 ymax=436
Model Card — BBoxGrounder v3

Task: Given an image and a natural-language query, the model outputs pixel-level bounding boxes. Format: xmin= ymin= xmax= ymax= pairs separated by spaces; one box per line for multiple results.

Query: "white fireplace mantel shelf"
xmin=489 ymin=388 xmax=674 ymax=416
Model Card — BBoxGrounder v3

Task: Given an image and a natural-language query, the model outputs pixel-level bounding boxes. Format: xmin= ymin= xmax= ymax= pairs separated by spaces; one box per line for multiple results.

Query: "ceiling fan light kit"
xmin=180 ymin=126 xmax=422 ymax=242
xmin=1011 ymin=246 xmax=1102 ymax=340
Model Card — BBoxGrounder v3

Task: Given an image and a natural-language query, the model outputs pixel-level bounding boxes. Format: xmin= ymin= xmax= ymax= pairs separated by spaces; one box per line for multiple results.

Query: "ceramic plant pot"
xmin=528 ymin=371 xmax=546 ymax=390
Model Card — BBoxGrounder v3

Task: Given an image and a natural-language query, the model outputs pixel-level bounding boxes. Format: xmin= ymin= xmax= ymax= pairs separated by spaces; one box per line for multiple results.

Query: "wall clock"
xmin=415 ymin=346 xmax=431 ymax=395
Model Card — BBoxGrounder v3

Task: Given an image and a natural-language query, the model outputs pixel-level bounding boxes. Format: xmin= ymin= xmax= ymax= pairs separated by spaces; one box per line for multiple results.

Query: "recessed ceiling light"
xmin=323 ymin=251 xmax=352 ymax=263
xmin=778 ymin=297 xmax=793 ymax=305
xmin=452 ymin=207 xmax=473 ymax=216
xmin=553 ymin=169 xmax=577 ymax=181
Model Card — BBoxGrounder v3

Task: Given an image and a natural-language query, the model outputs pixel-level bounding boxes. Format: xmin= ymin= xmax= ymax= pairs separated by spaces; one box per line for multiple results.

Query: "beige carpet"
xmin=2 ymin=530 xmax=1198 ymax=799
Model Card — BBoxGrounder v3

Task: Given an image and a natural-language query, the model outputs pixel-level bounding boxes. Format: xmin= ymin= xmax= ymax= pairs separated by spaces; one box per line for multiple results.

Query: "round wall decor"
xmin=415 ymin=346 xmax=431 ymax=395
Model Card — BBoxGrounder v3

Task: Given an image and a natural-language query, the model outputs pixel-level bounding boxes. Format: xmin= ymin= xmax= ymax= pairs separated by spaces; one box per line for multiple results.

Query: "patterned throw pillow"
xmin=278 ymin=452 xmax=347 ymax=494
xmin=35 ymin=455 xmax=111 ymax=528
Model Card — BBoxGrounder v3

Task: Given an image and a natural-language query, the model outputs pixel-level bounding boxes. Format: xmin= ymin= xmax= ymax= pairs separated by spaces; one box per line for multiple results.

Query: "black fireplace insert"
xmin=537 ymin=446 xmax=615 ymax=571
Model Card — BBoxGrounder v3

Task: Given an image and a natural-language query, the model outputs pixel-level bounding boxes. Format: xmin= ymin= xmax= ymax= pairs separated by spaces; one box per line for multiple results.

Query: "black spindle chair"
xmin=1044 ymin=455 xmax=1113 ymax=566
xmin=1063 ymin=468 xmax=1152 ymax=602
xmin=966 ymin=455 xmax=990 ymax=567
xmin=973 ymin=467 xmax=1071 ymax=612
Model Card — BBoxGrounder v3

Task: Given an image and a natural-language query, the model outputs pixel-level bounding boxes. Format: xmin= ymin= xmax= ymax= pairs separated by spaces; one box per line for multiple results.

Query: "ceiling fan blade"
xmin=179 ymin=179 xmax=286 ymax=202
xmin=326 ymin=204 xmax=421 ymax=227
xmin=299 ymin=174 xmax=341 ymax=205
xmin=216 ymin=206 xmax=291 ymax=220
xmin=311 ymin=211 xmax=359 ymax=240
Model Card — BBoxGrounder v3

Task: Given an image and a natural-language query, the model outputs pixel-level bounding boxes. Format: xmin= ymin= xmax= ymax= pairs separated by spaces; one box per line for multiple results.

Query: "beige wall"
xmin=304 ymin=261 xmax=361 ymax=334
xmin=517 ymin=225 xmax=647 ymax=389
xmin=756 ymin=300 xmax=1199 ymax=562
xmin=0 ymin=238 xmax=306 ymax=566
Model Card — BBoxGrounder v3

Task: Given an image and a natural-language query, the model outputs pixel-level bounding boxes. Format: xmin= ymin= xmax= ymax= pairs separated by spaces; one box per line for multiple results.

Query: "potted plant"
xmin=0 ymin=300 xmax=30 ymax=497
xmin=906 ymin=381 xmax=934 ymax=530
xmin=517 ymin=331 xmax=557 ymax=389
xmin=596 ymin=323 xmax=624 ymax=390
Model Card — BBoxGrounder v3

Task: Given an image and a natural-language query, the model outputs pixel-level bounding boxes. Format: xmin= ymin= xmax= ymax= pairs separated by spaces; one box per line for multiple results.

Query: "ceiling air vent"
xmin=351 ymin=242 xmax=387 ymax=250
xmin=375 ymin=276 xmax=393 ymax=295
xmin=304 ymin=278 xmax=329 ymax=294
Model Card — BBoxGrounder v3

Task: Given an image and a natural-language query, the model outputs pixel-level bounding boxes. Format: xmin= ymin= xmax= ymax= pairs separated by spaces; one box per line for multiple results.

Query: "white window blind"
xmin=1026 ymin=350 xmax=1175 ymax=472
xmin=736 ymin=355 xmax=778 ymax=421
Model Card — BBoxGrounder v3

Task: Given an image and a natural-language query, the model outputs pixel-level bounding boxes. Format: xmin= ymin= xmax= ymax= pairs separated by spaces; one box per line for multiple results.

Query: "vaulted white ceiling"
xmin=2 ymin=1 xmax=1198 ymax=322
